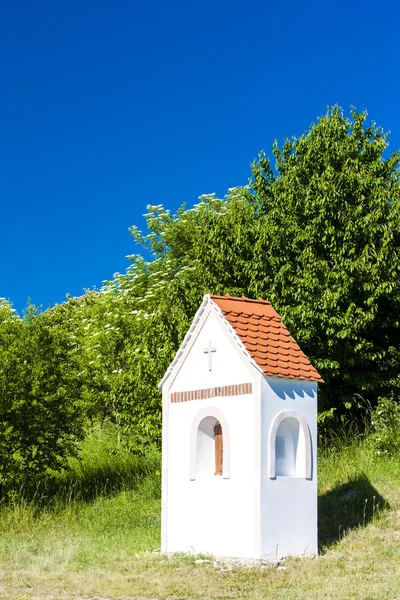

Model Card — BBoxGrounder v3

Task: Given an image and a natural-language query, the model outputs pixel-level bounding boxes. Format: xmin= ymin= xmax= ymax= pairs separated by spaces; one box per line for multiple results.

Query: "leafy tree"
xmin=250 ymin=107 xmax=400 ymax=414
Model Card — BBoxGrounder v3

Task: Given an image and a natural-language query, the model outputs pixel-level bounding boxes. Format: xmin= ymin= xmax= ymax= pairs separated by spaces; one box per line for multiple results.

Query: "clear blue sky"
xmin=1 ymin=0 xmax=399 ymax=314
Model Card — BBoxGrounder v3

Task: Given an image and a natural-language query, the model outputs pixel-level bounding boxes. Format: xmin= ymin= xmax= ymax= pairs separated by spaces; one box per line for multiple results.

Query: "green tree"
xmin=250 ymin=106 xmax=400 ymax=414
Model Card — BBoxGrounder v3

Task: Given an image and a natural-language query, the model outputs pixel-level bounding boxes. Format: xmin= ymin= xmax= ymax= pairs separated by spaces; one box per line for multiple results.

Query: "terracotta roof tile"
xmin=210 ymin=295 xmax=323 ymax=382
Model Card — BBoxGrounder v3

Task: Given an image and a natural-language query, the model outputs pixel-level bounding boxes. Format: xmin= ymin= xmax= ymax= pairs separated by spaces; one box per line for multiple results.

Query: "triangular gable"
xmin=158 ymin=294 xmax=262 ymax=390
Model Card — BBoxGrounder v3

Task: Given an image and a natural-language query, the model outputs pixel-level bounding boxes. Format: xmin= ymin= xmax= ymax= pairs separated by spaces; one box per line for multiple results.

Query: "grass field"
xmin=0 ymin=425 xmax=400 ymax=600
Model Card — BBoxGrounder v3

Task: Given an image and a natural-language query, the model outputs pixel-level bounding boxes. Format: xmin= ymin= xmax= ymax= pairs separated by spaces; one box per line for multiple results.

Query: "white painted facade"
xmin=160 ymin=296 xmax=318 ymax=559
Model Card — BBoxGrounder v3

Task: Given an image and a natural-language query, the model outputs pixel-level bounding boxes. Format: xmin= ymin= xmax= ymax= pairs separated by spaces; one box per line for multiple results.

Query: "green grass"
xmin=0 ymin=426 xmax=400 ymax=599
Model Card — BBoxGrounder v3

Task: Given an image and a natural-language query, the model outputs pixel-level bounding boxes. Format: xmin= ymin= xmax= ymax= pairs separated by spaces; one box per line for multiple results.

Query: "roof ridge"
xmin=209 ymin=294 xmax=272 ymax=306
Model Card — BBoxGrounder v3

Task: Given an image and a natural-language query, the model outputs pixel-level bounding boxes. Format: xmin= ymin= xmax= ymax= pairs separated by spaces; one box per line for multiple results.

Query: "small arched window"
xmin=190 ymin=407 xmax=230 ymax=480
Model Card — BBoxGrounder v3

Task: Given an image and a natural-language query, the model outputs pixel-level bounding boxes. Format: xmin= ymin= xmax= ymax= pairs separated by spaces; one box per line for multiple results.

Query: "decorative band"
xmin=170 ymin=382 xmax=253 ymax=403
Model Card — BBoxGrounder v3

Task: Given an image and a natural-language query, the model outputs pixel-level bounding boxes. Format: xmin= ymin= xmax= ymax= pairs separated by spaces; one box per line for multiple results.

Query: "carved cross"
xmin=204 ymin=340 xmax=216 ymax=371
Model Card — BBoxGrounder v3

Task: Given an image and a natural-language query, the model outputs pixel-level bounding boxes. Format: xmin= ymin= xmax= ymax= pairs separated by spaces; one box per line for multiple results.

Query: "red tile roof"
xmin=210 ymin=295 xmax=323 ymax=382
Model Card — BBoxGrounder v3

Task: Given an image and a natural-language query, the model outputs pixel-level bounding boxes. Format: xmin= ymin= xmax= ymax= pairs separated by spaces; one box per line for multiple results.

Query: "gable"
xmin=168 ymin=308 xmax=256 ymax=393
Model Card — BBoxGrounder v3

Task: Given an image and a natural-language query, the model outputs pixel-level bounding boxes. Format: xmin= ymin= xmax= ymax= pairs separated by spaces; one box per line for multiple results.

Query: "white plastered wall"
xmin=162 ymin=305 xmax=262 ymax=558
xmin=260 ymin=377 xmax=318 ymax=558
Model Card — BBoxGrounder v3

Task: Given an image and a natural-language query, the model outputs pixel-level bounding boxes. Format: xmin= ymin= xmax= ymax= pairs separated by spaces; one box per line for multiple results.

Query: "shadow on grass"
xmin=318 ymin=473 xmax=388 ymax=551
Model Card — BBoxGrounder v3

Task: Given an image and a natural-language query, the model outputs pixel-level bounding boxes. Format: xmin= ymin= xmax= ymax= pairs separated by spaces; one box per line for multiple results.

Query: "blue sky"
xmin=1 ymin=0 xmax=399 ymax=314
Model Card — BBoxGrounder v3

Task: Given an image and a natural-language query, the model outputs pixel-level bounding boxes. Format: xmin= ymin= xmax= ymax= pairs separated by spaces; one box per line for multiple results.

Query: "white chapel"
xmin=159 ymin=294 xmax=322 ymax=559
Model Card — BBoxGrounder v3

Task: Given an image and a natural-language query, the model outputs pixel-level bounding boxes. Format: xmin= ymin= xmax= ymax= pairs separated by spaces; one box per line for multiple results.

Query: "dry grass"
xmin=0 ymin=428 xmax=399 ymax=600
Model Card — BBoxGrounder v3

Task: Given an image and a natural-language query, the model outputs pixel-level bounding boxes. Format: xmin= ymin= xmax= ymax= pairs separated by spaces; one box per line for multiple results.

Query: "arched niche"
xmin=268 ymin=410 xmax=312 ymax=480
xmin=190 ymin=407 xmax=230 ymax=480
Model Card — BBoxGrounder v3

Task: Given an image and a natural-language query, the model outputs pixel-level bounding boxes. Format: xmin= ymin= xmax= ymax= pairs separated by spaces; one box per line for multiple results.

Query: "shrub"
xmin=369 ymin=396 xmax=400 ymax=457
xmin=0 ymin=302 xmax=85 ymax=493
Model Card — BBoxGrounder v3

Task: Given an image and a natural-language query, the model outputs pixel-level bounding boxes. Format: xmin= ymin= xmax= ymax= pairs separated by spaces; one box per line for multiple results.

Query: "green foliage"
xmin=369 ymin=395 xmax=400 ymax=457
xmin=0 ymin=300 xmax=86 ymax=491
xmin=250 ymin=107 xmax=400 ymax=413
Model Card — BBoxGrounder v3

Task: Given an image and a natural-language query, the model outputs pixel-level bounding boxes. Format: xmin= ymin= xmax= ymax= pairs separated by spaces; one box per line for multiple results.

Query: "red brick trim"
xmin=170 ymin=382 xmax=253 ymax=403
